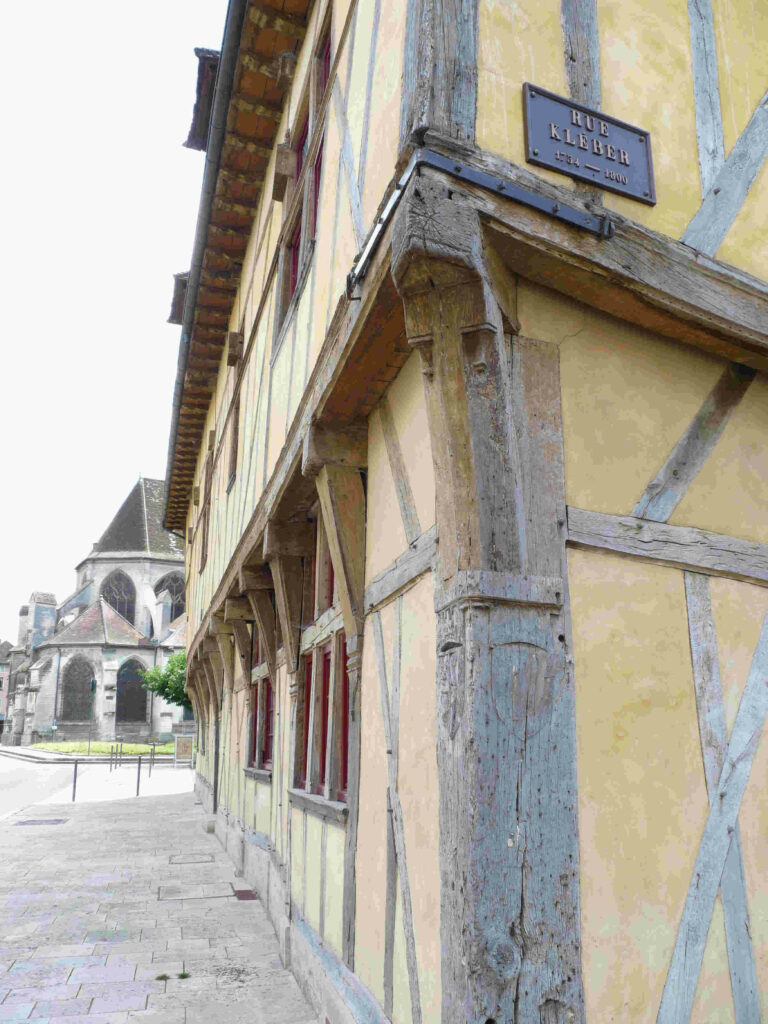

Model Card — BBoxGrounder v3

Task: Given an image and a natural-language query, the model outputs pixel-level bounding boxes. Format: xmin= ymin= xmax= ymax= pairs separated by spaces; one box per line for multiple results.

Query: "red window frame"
xmin=316 ymin=646 xmax=332 ymax=792
xmin=339 ymin=636 xmax=349 ymax=801
xmin=261 ymin=678 xmax=274 ymax=768
xmin=249 ymin=692 xmax=259 ymax=767
xmin=300 ymin=656 xmax=313 ymax=788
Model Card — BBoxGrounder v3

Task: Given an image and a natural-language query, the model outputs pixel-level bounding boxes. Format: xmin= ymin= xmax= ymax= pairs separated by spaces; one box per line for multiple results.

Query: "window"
xmin=101 ymin=570 xmax=136 ymax=624
xmin=249 ymin=675 xmax=274 ymax=770
xmin=227 ymin=394 xmax=240 ymax=490
xmin=116 ymin=659 xmax=147 ymax=723
xmin=295 ymin=632 xmax=350 ymax=802
xmin=199 ymin=454 xmax=212 ymax=572
xmin=59 ymin=656 xmax=93 ymax=722
xmin=154 ymin=572 xmax=185 ymax=621
xmin=277 ymin=30 xmax=331 ymax=329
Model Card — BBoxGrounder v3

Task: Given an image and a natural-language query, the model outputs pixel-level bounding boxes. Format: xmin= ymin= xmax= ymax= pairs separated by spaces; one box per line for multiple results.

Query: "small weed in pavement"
xmin=178 ymin=972 xmax=191 ymax=979
xmin=155 ymin=974 xmax=171 ymax=981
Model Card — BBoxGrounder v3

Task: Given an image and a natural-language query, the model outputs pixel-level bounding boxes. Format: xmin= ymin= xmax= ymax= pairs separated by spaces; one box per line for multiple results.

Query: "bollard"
xmin=109 ymin=745 xmax=113 ymax=772
xmin=72 ymin=761 xmax=78 ymax=802
xmin=149 ymin=744 xmax=154 ymax=778
xmin=136 ymin=755 xmax=142 ymax=797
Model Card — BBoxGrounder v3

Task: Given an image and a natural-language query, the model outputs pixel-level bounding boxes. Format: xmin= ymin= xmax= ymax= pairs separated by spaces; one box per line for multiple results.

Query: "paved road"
xmin=0 ymin=757 xmax=194 ymax=821
xmin=0 ymin=792 xmax=316 ymax=1022
xmin=0 ymin=758 xmax=75 ymax=822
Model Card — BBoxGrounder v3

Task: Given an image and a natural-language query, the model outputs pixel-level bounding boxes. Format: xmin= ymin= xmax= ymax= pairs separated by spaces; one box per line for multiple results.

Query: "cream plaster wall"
xmin=569 ymin=549 xmax=710 ymax=1023
xmin=324 ymin=822 xmax=346 ymax=955
xmin=365 ymin=407 xmax=409 ymax=582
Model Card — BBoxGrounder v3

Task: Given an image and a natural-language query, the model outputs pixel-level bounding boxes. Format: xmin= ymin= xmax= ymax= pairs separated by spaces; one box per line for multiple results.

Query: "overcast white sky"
xmin=0 ymin=1 xmax=229 ymax=642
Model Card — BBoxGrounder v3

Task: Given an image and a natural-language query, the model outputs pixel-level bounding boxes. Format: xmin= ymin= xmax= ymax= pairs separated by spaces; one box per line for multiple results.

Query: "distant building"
xmin=0 ymin=641 xmax=11 ymax=736
xmin=2 ymin=478 xmax=189 ymax=746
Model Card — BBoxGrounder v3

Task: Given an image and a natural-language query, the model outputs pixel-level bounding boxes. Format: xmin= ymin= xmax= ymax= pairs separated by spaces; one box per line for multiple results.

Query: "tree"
xmin=140 ymin=652 xmax=191 ymax=710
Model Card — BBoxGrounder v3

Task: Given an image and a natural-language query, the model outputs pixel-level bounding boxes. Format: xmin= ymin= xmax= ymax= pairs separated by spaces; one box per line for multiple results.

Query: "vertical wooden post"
xmin=303 ymin=433 xmax=367 ymax=969
xmin=392 ymin=177 xmax=586 ymax=1024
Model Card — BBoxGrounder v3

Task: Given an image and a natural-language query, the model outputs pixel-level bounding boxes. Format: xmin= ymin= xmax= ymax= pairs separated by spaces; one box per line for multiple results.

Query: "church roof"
xmin=92 ymin=479 xmax=183 ymax=559
xmin=41 ymin=599 xmax=152 ymax=649
xmin=163 ymin=614 xmax=187 ymax=648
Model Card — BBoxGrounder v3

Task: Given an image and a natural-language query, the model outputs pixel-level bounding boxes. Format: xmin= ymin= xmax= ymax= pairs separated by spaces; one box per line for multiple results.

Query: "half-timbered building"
xmin=166 ymin=2 xmax=768 ymax=1021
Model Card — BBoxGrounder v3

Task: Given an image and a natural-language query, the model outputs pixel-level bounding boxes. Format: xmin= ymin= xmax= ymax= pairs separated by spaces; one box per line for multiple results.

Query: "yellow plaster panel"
xmin=366 ymin=405 xmax=409 ymax=582
xmin=568 ymin=549 xmax=708 ymax=1024
xmin=555 ymin=298 xmax=724 ymax=515
xmin=398 ymin=576 xmax=440 ymax=1023
xmin=344 ymin=0 xmax=374 ymax=182
xmin=670 ymin=373 xmax=768 ymax=545
xmin=715 ymin=158 xmax=768 ymax=282
xmin=304 ymin=813 xmax=324 ymax=934
xmin=359 ymin=0 xmax=405 ymax=228
xmin=354 ymin=613 xmax=389 ymax=1005
xmin=244 ymin=775 xmax=255 ymax=831
xmin=384 ymin=354 xmax=436 ymax=535
xmin=712 ymin=0 xmax=768 ymax=158
xmin=324 ymin=823 xmax=346 ymax=955
xmin=255 ymin=781 xmax=271 ymax=837
xmin=598 ymin=0 xmax=701 ymax=237
xmin=708 ymin=576 xmax=768 ymax=1016
xmin=392 ymin=880 xmax=413 ymax=1024
xmin=291 ymin=807 xmax=305 ymax=910
xmin=476 ymin=0 xmax=569 ymax=190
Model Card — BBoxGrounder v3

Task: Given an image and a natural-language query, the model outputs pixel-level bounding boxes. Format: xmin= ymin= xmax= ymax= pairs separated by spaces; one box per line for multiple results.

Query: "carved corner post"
xmin=224 ymin=598 xmax=255 ymax=686
xmin=201 ymin=645 xmax=223 ymax=816
xmin=210 ymin=616 xmax=236 ymax=695
xmin=392 ymin=178 xmax=585 ymax=1024
xmin=304 ymin=424 xmax=368 ymax=968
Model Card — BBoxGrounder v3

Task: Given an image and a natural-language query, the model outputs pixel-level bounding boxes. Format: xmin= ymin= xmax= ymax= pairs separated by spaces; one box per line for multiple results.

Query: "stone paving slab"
xmin=0 ymin=794 xmax=317 ymax=1023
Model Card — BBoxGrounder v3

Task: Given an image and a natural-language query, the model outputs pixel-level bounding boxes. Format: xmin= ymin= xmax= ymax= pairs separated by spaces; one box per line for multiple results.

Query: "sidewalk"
xmin=0 ymin=793 xmax=317 ymax=1023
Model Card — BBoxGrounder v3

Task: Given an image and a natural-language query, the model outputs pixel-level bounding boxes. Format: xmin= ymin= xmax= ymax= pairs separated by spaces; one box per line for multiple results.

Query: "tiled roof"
xmin=41 ymin=600 xmax=151 ymax=648
xmin=93 ymin=479 xmax=183 ymax=559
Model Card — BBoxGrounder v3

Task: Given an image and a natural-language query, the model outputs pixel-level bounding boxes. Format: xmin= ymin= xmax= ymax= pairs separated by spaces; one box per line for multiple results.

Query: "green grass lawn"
xmin=31 ymin=741 xmax=176 ymax=755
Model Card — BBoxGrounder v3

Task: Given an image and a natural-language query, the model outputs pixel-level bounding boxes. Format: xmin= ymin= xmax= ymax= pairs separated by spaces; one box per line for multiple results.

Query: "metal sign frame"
xmin=523 ymin=83 xmax=656 ymax=205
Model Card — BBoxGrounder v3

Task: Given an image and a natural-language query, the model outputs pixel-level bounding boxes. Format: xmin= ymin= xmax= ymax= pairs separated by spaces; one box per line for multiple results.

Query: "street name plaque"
xmin=523 ymin=83 xmax=656 ymax=204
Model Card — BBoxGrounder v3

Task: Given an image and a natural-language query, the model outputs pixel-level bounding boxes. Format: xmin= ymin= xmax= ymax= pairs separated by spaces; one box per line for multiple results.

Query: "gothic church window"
xmin=116 ymin=659 xmax=147 ymax=723
xmin=154 ymin=572 xmax=186 ymax=622
xmin=101 ymin=570 xmax=136 ymax=624
xmin=60 ymin=656 xmax=93 ymax=722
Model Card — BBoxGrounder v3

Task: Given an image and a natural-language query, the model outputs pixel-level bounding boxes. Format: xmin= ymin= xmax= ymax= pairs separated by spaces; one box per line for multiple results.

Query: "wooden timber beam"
xmin=263 ymin=520 xmax=314 ymax=558
xmin=301 ymin=421 xmax=368 ymax=480
xmin=264 ymin=521 xmax=310 ymax=675
xmin=224 ymin=597 xmax=252 ymax=620
xmin=224 ymin=135 xmax=272 ymax=161
xmin=230 ymin=620 xmax=253 ymax=682
xmin=230 ymin=95 xmax=282 ymax=122
xmin=314 ymin=466 xmax=366 ymax=639
xmin=392 ymin=173 xmax=585 ymax=1024
xmin=244 ymin=588 xmax=278 ymax=682
xmin=214 ymin=631 xmax=236 ymax=693
xmin=238 ymin=566 xmax=273 ymax=591
xmin=247 ymin=4 xmax=307 ymax=40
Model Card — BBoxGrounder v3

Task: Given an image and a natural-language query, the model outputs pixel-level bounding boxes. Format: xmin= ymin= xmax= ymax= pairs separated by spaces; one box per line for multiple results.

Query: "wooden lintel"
xmin=263 ymin=520 xmax=315 ymax=559
xmin=302 ymin=421 xmax=368 ymax=479
xmin=224 ymin=597 xmax=252 ymax=621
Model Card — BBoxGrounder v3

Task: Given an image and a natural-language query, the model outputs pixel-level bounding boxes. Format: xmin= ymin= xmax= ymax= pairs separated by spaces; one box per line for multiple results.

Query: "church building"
xmin=3 ymin=478 xmax=188 ymax=746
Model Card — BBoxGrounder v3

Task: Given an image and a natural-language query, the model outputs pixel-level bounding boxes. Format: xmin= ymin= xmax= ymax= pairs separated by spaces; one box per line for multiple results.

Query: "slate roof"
xmin=39 ymin=599 xmax=152 ymax=649
xmin=93 ymin=479 xmax=183 ymax=559
xmin=163 ymin=615 xmax=187 ymax=648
